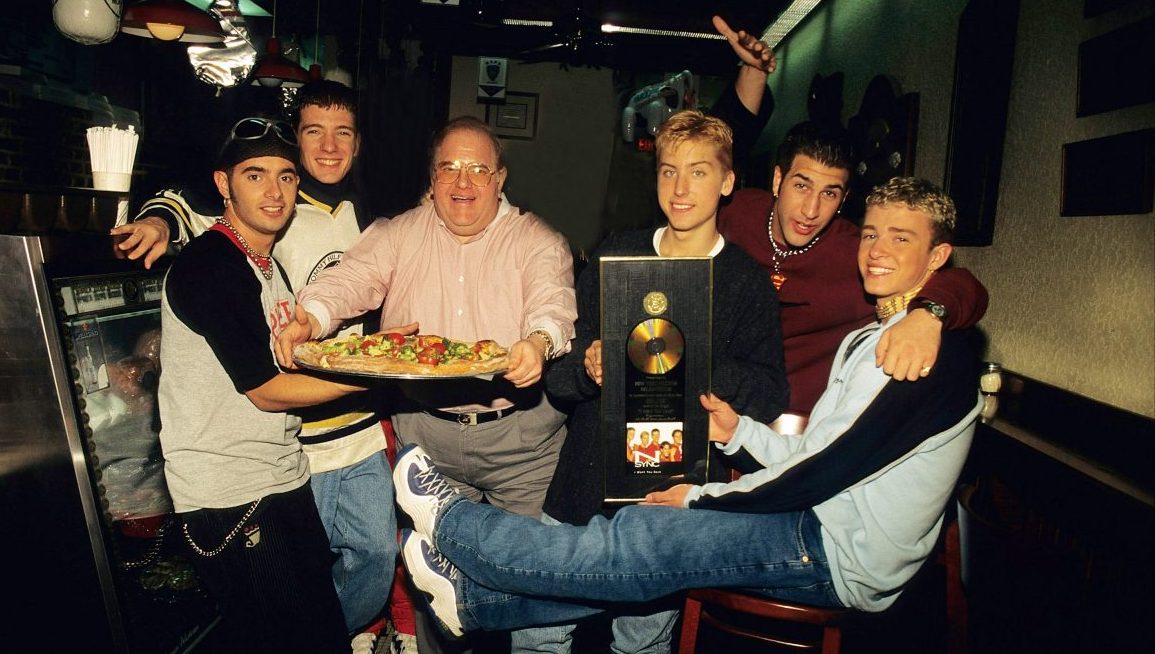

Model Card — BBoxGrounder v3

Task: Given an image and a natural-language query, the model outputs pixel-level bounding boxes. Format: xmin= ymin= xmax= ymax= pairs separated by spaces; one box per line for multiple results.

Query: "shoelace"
xmin=415 ymin=466 xmax=458 ymax=503
xmin=425 ymin=542 xmax=459 ymax=580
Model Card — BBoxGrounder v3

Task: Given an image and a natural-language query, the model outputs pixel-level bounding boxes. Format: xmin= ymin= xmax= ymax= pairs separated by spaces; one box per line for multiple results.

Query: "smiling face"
xmin=771 ymin=154 xmax=850 ymax=248
xmin=431 ymin=127 xmax=507 ymax=241
xmin=657 ymin=139 xmax=735 ymax=240
xmin=858 ymin=203 xmax=952 ymax=306
xmin=296 ymin=104 xmax=359 ymax=184
xmin=214 ymin=156 xmax=298 ymax=249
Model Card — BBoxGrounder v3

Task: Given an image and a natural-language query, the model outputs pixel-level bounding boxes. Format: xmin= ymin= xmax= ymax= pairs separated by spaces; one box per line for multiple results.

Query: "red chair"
xmin=677 ymin=589 xmax=848 ymax=654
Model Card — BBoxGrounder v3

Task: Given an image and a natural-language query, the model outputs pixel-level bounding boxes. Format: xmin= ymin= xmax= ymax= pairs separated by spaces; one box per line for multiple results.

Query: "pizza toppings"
xmin=295 ymin=332 xmax=509 ymax=377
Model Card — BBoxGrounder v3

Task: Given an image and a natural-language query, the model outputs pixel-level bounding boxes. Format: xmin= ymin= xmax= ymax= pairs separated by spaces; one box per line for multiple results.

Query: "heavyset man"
xmin=158 ymin=119 xmax=365 ymax=652
xmin=391 ymin=177 xmax=983 ymax=638
xmin=275 ymin=115 xmax=577 ymax=653
xmin=112 ymin=81 xmax=402 ymax=649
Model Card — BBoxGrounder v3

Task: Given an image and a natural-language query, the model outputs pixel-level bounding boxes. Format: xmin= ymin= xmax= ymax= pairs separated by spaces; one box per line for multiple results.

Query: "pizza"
xmin=293 ymin=332 xmax=509 ymax=377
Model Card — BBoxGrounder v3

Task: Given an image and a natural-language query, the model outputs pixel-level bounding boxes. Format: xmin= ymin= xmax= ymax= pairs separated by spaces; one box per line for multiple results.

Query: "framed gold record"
xmin=627 ymin=318 xmax=684 ymax=374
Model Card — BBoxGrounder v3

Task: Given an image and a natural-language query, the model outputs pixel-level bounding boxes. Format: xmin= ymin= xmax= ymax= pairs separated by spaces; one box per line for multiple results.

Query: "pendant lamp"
xmin=251 ymin=0 xmax=308 ymax=88
xmin=182 ymin=0 xmax=270 ymax=17
xmin=121 ymin=0 xmax=225 ymax=43
xmin=53 ymin=0 xmax=123 ymax=45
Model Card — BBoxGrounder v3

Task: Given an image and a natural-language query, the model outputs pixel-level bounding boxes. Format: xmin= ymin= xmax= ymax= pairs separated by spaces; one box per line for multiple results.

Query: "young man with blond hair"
xmin=524 ymin=109 xmax=786 ymax=652
xmin=391 ymin=177 xmax=982 ymax=639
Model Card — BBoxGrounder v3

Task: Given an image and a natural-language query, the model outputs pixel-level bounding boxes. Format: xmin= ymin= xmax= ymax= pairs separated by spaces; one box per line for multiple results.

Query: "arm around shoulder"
xmin=919 ymin=267 xmax=989 ymax=330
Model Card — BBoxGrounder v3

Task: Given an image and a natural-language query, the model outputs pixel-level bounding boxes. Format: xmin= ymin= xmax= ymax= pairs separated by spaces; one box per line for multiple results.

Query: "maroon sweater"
xmin=719 ymin=188 xmax=988 ymax=414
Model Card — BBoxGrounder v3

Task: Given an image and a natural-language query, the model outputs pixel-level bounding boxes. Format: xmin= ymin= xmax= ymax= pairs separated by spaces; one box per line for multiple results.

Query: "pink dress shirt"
xmin=298 ymin=198 xmax=577 ymax=409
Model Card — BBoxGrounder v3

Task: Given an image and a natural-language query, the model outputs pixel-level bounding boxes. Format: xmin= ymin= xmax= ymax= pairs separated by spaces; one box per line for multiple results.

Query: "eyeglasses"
xmin=229 ymin=117 xmax=297 ymax=146
xmin=434 ymin=161 xmax=498 ymax=187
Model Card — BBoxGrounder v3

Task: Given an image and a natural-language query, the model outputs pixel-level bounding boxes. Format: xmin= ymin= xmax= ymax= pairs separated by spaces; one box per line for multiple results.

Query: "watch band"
xmin=915 ymin=299 xmax=948 ymax=321
xmin=528 ymin=329 xmax=555 ymax=359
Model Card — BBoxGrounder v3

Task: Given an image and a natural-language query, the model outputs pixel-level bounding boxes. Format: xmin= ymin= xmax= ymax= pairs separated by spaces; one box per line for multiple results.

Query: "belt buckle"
xmin=457 ymin=412 xmax=478 ymax=427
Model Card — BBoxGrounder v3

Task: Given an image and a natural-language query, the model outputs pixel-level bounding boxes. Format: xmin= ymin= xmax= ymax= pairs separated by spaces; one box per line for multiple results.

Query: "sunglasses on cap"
xmin=228 ymin=117 xmax=297 ymax=146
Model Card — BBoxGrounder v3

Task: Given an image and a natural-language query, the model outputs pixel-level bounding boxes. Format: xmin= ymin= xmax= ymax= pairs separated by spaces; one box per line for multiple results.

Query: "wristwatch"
xmin=914 ymin=299 xmax=948 ymax=322
xmin=528 ymin=329 xmax=555 ymax=359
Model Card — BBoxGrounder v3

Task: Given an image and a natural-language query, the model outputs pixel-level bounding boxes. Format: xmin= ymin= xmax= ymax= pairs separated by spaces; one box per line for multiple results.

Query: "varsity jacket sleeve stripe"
xmin=134 ymin=189 xmax=215 ymax=246
xmin=687 ymin=329 xmax=981 ymax=514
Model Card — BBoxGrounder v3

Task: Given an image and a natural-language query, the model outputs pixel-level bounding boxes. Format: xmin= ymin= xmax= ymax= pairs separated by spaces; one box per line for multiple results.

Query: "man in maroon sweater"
xmin=718 ymin=121 xmax=987 ymax=416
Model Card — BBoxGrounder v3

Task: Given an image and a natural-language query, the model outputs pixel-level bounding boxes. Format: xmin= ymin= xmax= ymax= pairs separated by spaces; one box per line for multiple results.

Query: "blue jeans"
xmin=509 ymin=514 xmax=678 ymax=654
xmin=312 ymin=451 xmax=399 ymax=633
xmin=435 ymin=498 xmax=842 ymax=633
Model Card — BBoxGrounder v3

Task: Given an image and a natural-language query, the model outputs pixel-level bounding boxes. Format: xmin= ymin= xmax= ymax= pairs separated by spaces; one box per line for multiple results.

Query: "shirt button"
xmin=457 ymin=309 xmax=463 ymax=316
xmin=458 ymin=275 xmax=464 ymax=283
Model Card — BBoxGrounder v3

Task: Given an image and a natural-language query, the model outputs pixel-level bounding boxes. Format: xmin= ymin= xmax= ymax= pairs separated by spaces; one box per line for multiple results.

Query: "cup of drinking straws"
xmin=87 ymin=125 xmax=140 ymax=193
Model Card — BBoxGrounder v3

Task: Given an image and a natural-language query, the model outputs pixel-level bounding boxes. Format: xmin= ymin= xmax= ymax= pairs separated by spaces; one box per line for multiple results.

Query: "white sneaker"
xmin=388 ymin=630 xmax=417 ymax=654
xmin=400 ymin=529 xmax=465 ymax=638
xmin=350 ymin=631 xmax=377 ymax=654
xmin=393 ymin=444 xmax=461 ymax=537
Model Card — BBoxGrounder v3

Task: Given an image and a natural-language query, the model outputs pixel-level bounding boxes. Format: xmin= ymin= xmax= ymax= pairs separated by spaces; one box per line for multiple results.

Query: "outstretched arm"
xmin=713 ymin=15 xmax=777 ymax=115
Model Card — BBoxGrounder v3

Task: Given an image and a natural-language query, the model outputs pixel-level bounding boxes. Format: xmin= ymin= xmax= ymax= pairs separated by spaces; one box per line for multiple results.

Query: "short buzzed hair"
xmin=655 ymin=110 xmax=734 ymax=172
xmin=865 ymin=177 xmax=957 ymax=245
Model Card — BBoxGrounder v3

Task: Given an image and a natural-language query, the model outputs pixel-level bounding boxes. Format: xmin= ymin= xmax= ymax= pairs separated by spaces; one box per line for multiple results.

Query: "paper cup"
xmin=93 ymin=171 xmax=131 ymax=193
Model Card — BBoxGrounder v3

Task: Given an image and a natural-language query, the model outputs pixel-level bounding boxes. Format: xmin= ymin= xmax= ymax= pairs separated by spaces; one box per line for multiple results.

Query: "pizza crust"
xmin=293 ymin=335 xmax=509 ymax=378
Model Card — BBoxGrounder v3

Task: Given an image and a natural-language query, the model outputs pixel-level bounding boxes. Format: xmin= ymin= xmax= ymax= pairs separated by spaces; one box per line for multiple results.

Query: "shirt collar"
xmin=652 ymin=226 xmax=725 ymax=257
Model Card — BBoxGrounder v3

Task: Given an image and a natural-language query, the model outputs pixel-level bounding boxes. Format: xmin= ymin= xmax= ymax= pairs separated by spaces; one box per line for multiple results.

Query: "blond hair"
xmin=654 ymin=110 xmax=733 ymax=171
xmin=865 ymin=177 xmax=957 ymax=245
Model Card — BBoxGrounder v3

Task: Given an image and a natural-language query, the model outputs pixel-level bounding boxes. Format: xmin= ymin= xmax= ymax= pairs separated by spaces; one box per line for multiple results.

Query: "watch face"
xmin=925 ymin=302 xmax=946 ymax=318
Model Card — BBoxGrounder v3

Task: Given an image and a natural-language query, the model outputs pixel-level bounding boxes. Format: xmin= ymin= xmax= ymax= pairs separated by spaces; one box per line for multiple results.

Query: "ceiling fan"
xmin=473 ymin=0 xmax=727 ymax=68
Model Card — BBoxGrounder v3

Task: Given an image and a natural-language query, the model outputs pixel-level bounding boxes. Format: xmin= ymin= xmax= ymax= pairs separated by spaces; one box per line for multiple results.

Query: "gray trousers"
xmin=394 ymin=393 xmax=567 ymax=653
xmin=393 ymin=393 xmax=566 ymax=518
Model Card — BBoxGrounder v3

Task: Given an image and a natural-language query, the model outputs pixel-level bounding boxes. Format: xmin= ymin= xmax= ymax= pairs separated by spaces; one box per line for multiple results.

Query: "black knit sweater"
xmin=542 ymin=229 xmax=788 ymax=525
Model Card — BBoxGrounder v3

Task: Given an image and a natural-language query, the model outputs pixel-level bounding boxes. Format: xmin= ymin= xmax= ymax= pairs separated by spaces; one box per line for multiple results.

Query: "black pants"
xmin=182 ymin=482 xmax=348 ymax=653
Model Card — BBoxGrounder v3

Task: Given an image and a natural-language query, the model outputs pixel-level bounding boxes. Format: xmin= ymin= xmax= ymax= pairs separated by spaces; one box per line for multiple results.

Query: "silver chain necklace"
xmin=215 ymin=217 xmax=273 ymax=280
xmin=766 ymin=208 xmax=821 ymax=290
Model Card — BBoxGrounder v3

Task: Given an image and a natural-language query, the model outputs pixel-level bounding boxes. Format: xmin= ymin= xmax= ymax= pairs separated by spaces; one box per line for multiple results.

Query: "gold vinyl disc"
xmin=627 ymin=318 xmax=684 ymax=374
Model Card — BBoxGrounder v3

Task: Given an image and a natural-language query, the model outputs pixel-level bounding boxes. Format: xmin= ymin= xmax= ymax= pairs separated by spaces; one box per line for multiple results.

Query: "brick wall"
xmin=0 ymin=75 xmax=137 ymax=190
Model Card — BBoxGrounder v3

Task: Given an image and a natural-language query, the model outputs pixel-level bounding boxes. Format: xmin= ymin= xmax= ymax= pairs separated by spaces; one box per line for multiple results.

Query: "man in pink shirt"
xmin=276 ymin=116 xmax=576 ymax=648
xmin=277 ymin=114 xmax=575 ymax=508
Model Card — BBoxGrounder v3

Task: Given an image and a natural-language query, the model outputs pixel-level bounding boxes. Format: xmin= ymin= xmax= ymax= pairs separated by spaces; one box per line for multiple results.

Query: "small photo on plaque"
xmin=624 ymin=421 xmax=685 ymax=475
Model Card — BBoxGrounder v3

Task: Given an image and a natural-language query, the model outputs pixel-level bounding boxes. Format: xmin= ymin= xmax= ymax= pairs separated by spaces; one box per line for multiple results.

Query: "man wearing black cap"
xmin=114 ymin=82 xmax=410 ymax=651
xmin=158 ymin=119 xmax=363 ymax=652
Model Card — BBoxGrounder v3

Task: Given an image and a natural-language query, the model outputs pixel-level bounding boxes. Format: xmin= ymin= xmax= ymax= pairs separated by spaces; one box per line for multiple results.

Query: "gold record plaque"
xmin=600 ymin=257 xmax=715 ymax=503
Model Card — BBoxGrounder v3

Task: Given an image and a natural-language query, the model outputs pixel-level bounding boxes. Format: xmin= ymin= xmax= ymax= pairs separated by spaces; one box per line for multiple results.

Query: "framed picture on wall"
xmin=1061 ymin=129 xmax=1154 ymax=216
xmin=486 ymin=92 xmax=538 ymax=140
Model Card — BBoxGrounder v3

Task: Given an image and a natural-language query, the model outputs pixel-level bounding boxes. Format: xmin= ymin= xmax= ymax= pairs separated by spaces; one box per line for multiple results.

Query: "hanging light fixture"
xmin=182 ymin=0 xmax=269 ymax=17
xmin=251 ymin=0 xmax=309 ymax=88
xmin=120 ymin=0 xmax=225 ymax=42
xmin=53 ymin=0 xmax=123 ymax=45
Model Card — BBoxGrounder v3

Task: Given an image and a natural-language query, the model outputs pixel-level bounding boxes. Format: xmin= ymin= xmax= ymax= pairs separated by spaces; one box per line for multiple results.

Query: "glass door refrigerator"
xmin=1 ymin=208 xmax=219 ymax=652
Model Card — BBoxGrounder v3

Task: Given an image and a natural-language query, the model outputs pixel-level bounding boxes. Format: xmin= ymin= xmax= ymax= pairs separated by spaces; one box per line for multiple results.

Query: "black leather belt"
xmin=424 ymin=407 xmax=518 ymax=426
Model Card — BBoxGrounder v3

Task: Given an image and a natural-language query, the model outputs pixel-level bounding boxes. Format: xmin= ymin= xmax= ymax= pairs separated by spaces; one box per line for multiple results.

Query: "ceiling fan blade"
xmin=520 ymin=41 xmax=568 ymax=55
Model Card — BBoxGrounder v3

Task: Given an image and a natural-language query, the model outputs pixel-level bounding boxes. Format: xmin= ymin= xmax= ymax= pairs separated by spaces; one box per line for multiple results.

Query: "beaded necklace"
xmin=213 ymin=217 xmax=273 ymax=280
xmin=766 ymin=208 xmax=822 ymax=291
